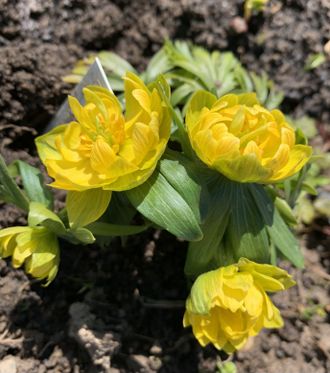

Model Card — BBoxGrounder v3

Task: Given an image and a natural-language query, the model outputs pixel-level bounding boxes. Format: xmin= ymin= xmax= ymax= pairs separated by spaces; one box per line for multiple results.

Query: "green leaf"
xmin=305 ymin=53 xmax=326 ymax=71
xmin=267 ymin=208 xmax=304 ymax=268
xmin=98 ymin=51 xmax=137 ymax=77
xmin=217 ymin=361 xmax=237 ymax=373
xmin=14 ymin=160 xmax=54 ymax=209
xmin=249 ymin=184 xmax=274 ymax=226
xmin=70 ymin=227 xmax=95 ymax=244
xmin=151 ymin=74 xmax=171 ymax=99
xmin=225 ymin=183 xmax=270 ymax=264
xmin=0 ymin=154 xmax=29 ymax=211
xmin=165 ymin=41 xmax=213 ymax=90
xmin=185 ymin=179 xmax=274 ymax=279
xmin=28 ymin=201 xmax=66 ymax=236
xmin=301 ymin=181 xmax=317 ymax=195
xmin=234 ymin=65 xmax=253 ymax=92
xmin=86 ymin=222 xmax=150 ymax=236
xmin=250 ymin=184 xmax=303 ymax=266
xmin=107 ymin=75 xmax=124 ymax=91
xmin=290 ymin=115 xmax=317 ymax=139
xmin=275 ymin=197 xmax=298 ymax=226
xmin=250 ymin=72 xmax=268 ymax=104
xmin=126 ymin=168 xmax=203 ymax=241
xmin=171 ymin=83 xmax=194 ymax=106
xmin=159 ymin=152 xmax=205 ymax=223
xmin=66 ymin=189 xmax=112 ymax=228
xmin=185 ymin=176 xmax=232 ymax=278
xmin=143 ymin=47 xmax=173 ymax=83
xmin=265 ymin=84 xmax=284 ymax=109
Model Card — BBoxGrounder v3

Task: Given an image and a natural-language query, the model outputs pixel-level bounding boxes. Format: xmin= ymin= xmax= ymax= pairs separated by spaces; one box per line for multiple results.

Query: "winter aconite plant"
xmin=0 ymin=41 xmax=314 ymax=353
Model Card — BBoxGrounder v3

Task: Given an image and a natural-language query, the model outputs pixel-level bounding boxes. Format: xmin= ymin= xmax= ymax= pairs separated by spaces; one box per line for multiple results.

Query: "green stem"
xmin=156 ymin=80 xmax=194 ymax=158
xmin=0 ymin=154 xmax=29 ymax=211
xmin=289 ymin=165 xmax=308 ymax=207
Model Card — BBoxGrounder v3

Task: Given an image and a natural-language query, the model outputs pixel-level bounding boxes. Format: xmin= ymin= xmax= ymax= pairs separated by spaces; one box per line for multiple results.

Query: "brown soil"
xmin=0 ymin=1 xmax=329 ymax=372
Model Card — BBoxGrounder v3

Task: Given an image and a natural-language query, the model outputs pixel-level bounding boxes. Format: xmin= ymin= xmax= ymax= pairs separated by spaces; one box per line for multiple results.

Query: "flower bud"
xmin=183 ymin=258 xmax=295 ymax=352
xmin=0 ymin=226 xmax=59 ymax=285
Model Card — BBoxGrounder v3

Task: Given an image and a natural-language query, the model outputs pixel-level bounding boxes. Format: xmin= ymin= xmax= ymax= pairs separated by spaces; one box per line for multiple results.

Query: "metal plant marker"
xmin=46 ymin=57 xmax=112 ymax=131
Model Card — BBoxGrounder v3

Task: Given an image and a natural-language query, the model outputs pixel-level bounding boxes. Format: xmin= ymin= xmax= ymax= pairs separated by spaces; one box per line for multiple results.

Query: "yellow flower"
xmin=36 ymin=72 xmax=171 ymax=192
xmin=186 ymin=91 xmax=312 ymax=183
xmin=183 ymin=258 xmax=295 ymax=353
xmin=0 ymin=226 xmax=59 ymax=285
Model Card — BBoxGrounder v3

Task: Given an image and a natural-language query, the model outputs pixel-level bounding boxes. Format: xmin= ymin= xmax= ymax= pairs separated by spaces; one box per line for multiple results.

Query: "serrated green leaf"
xmin=251 ymin=72 xmax=268 ymax=104
xmin=265 ymin=86 xmax=284 ymax=109
xmin=234 ymin=65 xmax=253 ymax=92
xmin=126 ymin=169 xmax=203 ymax=241
xmin=14 ymin=160 xmax=54 ymax=209
xmin=171 ymin=83 xmax=194 ymax=106
xmin=143 ymin=47 xmax=173 ymax=83
xmin=165 ymin=41 xmax=213 ymax=90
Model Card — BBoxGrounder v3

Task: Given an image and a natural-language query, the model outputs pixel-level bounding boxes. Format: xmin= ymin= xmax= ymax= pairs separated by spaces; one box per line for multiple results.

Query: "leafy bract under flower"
xmin=36 ymin=72 xmax=171 ymax=192
xmin=0 ymin=226 xmax=59 ymax=285
xmin=183 ymin=258 xmax=295 ymax=353
xmin=186 ymin=91 xmax=312 ymax=183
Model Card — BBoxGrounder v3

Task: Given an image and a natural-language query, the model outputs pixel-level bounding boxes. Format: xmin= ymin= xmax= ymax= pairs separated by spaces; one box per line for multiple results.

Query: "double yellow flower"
xmin=36 ymin=72 xmax=171 ymax=226
xmin=186 ymin=91 xmax=312 ymax=183
xmin=184 ymin=258 xmax=295 ymax=353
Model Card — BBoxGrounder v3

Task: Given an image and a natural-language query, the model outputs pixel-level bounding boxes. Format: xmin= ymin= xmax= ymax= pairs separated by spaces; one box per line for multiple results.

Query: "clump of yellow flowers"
xmin=186 ymin=91 xmax=312 ymax=183
xmin=183 ymin=258 xmax=295 ymax=352
xmin=0 ymin=45 xmax=314 ymax=356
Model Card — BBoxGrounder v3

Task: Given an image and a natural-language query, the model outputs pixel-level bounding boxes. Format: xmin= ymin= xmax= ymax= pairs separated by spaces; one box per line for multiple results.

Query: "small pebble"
xmin=150 ymin=344 xmax=162 ymax=355
xmin=0 ymin=356 xmax=17 ymax=373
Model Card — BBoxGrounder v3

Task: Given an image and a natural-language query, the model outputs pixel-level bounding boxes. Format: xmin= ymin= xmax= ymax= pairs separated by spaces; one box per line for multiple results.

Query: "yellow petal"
xmin=244 ymin=285 xmax=263 ymax=317
xmin=0 ymin=227 xmax=32 ymax=258
xmin=124 ymin=72 xmax=149 ymax=120
xmin=267 ymin=145 xmax=313 ymax=182
xmin=213 ymin=153 xmax=272 ymax=183
xmin=132 ymin=89 xmax=151 ymax=113
xmin=131 ymin=122 xmax=157 ymax=164
xmin=67 ymin=188 xmax=112 ymax=228
xmin=263 ymin=144 xmax=290 ymax=174
xmin=238 ymin=258 xmax=296 ymax=290
xmin=243 ymin=140 xmax=262 ymax=160
xmin=68 ymin=96 xmax=85 ymax=124
xmin=90 ymin=137 xmax=117 ymax=174
xmin=281 ymin=127 xmax=295 ymax=148
xmin=237 ymin=92 xmax=260 ymax=106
